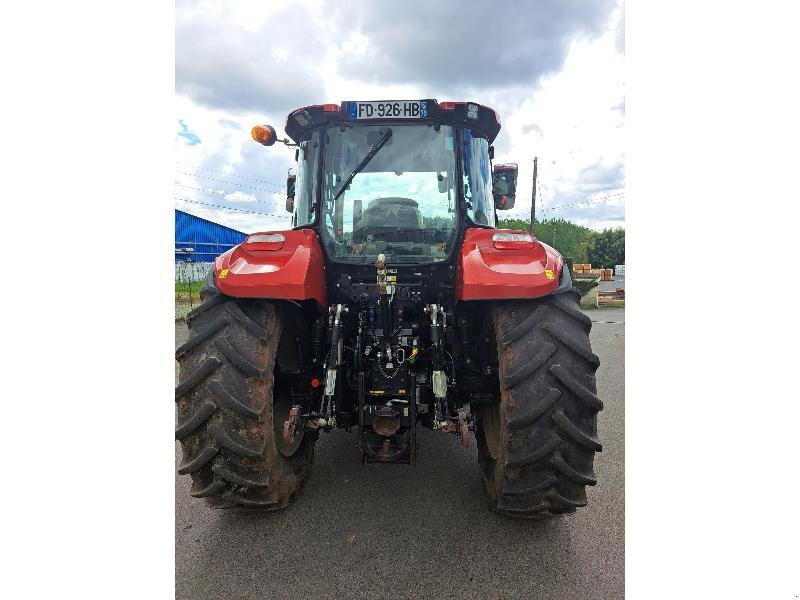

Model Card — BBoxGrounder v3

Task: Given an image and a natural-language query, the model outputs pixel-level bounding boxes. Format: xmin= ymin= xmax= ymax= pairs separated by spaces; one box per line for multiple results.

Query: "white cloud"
xmin=175 ymin=0 xmax=624 ymax=232
xmin=223 ymin=191 xmax=256 ymax=203
xmin=497 ymin=5 xmax=625 ymax=229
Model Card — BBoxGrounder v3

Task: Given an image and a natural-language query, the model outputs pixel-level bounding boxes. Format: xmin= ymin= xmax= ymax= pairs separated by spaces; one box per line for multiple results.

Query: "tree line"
xmin=496 ymin=217 xmax=625 ymax=268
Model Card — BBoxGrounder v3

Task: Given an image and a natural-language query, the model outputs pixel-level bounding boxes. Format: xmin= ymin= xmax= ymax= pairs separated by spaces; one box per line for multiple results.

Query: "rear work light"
xmin=292 ymin=110 xmax=311 ymax=127
xmin=246 ymin=233 xmax=285 ymax=251
xmin=492 ymin=232 xmax=535 ymax=250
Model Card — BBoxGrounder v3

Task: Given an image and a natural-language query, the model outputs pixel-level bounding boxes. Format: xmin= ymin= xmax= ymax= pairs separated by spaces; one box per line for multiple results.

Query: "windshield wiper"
xmin=333 ymin=129 xmax=393 ymax=203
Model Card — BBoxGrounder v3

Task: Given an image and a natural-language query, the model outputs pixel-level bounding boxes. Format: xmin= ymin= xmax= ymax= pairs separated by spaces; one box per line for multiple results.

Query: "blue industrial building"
xmin=175 ymin=209 xmax=247 ymax=262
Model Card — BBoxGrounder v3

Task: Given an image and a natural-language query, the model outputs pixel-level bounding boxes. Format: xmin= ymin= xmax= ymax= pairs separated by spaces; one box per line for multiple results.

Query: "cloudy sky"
xmin=175 ymin=0 xmax=624 ymax=235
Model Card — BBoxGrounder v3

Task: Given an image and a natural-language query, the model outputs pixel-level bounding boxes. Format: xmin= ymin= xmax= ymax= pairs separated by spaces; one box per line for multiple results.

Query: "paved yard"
xmin=175 ymin=308 xmax=625 ymax=599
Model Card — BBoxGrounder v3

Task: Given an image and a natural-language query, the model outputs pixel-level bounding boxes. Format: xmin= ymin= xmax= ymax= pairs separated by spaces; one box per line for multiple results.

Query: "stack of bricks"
xmin=572 ymin=264 xmax=614 ymax=280
xmin=573 ymin=263 xmax=592 ymax=274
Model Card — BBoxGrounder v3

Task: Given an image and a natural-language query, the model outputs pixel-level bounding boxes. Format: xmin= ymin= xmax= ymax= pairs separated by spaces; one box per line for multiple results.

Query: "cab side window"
xmin=293 ymin=132 xmax=320 ymax=226
xmin=462 ymin=129 xmax=496 ymax=227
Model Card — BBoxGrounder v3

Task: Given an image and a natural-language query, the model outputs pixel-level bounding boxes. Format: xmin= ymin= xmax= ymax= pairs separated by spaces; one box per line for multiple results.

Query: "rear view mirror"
xmin=492 ymin=163 xmax=518 ymax=211
xmin=286 ymin=171 xmax=296 ymax=213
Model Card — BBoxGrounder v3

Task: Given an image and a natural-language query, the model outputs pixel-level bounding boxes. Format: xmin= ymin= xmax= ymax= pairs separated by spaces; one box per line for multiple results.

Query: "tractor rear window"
xmin=320 ymin=124 xmax=458 ymax=264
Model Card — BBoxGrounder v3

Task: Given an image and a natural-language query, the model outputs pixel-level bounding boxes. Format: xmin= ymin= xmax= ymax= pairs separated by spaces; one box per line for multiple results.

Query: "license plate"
xmin=348 ymin=100 xmax=429 ymax=120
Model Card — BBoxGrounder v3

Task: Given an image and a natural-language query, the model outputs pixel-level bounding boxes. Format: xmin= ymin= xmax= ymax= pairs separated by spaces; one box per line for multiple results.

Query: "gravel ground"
xmin=175 ymin=308 xmax=625 ymax=599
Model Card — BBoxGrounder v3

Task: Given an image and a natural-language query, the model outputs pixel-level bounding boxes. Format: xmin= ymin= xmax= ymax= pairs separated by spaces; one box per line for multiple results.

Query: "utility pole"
xmin=530 ymin=156 xmax=538 ymax=234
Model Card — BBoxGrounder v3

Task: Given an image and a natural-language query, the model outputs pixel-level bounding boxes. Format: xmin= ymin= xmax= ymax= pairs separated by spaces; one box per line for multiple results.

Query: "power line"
xmin=174 ymin=183 xmax=279 ymax=206
xmin=174 ymin=197 xmax=290 ymax=218
xmin=176 ymin=162 xmax=287 ymax=187
xmin=175 ymin=171 xmax=286 ymax=192
xmin=537 ymin=192 xmax=625 ymax=213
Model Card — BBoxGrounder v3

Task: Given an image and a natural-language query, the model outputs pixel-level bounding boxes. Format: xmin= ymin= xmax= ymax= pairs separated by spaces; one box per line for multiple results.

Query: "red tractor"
xmin=176 ymin=100 xmax=601 ymax=518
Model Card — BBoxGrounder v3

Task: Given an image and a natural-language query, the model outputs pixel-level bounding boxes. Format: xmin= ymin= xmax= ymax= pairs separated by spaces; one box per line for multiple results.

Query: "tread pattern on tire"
xmin=477 ymin=288 xmax=602 ymax=519
xmin=175 ymin=284 xmax=316 ymax=509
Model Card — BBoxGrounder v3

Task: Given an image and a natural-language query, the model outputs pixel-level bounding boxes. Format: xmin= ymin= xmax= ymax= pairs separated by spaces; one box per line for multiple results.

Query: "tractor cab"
xmin=253 ymin=99 xmax=513 ymax=266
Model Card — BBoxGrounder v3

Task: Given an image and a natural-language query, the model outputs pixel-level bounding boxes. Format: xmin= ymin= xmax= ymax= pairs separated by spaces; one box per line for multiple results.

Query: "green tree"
xmin=495 ymin=217 xmax=531 ymax=231
xmin=496 ymin=218 xmax=624 ymax=267
xmin=587 ymin=228 xmax=625 ymax=268
xmin=497 ymin=217 xmax=597 ymax=263
xmin=534 ymin=218 xmax=598 ymax=264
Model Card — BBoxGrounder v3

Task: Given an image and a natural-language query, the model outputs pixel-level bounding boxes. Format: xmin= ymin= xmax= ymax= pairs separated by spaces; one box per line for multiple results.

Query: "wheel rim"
xmin=273 ymin=386 xmax=303 ymax=457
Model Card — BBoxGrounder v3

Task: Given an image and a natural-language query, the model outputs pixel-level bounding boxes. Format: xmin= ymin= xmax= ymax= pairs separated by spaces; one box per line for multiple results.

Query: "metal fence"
xmin=175 ymin=243 xmax=237 ymax=320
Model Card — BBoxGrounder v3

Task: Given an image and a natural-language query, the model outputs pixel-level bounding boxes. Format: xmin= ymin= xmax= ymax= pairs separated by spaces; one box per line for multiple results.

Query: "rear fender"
xmin=456 ymin=228 xmax=564 ymax=301
xmin=213 ymin=229 xmax=327 ymax=310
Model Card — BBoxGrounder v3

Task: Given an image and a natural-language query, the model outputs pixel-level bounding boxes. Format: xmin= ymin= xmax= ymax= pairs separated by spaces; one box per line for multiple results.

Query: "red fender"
xmin=213 ymin=229 xmax=327 ymax=310
xmin=456 ymin=228 xmax=563 ymax=301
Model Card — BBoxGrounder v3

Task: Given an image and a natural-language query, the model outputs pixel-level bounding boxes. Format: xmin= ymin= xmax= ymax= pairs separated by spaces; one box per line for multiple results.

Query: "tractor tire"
xmin=175 ymin=279 xmax=317 ymax=509
xmin=476 ymin=288 xmax=602 ymax=519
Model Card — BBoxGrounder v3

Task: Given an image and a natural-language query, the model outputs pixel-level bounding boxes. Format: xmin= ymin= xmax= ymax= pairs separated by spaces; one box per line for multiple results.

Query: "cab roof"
xmin=284 ymin=99 xmax=501 ymax=145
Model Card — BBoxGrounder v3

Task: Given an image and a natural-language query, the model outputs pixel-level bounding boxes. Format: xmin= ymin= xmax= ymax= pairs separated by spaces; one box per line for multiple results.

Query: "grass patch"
xmin=175 ymin=305 xmax=193 ymax=322
xmin=175 ymin=281 xmax=204 ymax=321
xmin=599 ymin=299 xmax=625 ymax=308
xmin=175 ymin=280 xmax=204 ymax=301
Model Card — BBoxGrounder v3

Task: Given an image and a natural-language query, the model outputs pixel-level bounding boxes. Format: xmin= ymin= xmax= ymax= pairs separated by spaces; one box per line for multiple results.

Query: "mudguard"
xmin=213 ymin=229 xmax=327 ymax=310
xmin=456 ymin=228 xmax=565 ymax=301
